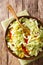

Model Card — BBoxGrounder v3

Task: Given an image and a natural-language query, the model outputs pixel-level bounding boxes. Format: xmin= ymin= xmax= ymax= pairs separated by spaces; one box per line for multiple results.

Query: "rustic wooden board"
xmin=22 ymin=0 xmax=38 ymax=14
xmin=0 ymin=0 xmax=43 ymax=65
xmin=0 ymin=0 xmax=9 ymax=65
xmin=38 ymin=0 xmax=43 ymax=65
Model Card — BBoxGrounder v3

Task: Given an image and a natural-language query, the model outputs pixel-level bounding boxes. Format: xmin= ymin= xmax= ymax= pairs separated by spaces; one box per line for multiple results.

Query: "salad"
xmin=6 ymin=17 xmax=43 ymax=58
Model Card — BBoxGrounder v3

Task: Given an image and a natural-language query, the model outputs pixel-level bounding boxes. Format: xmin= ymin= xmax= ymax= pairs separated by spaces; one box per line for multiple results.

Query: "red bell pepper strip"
xmin=24 ymin=38 xmax=28 ymax=44
xmin=22 ymin=44 xmax=29 ymax=55
xmin=9 ymin=31 xmax=12 ymax=39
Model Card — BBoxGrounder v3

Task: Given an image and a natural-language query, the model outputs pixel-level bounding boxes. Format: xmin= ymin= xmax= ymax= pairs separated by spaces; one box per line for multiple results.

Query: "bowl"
xmin=5 ymin=16 xmax=43 ymax=60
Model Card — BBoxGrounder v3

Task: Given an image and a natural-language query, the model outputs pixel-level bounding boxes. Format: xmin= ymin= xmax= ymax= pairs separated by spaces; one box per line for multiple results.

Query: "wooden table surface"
xmin=0 ymin=0 xmax=43 ymax=65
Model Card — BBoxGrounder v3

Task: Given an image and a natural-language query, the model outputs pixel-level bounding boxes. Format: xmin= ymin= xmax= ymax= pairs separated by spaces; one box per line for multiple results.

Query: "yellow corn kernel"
xmin=17 ymin=45 xmax=21 ymax=49
xmin=19 ymin=48 xmax=22 ymax=51
xmin=19 ymin=52 xmax=25 ymax=58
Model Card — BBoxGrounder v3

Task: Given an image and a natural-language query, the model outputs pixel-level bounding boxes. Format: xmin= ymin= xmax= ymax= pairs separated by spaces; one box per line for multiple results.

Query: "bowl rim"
xmin=5 ymin=16 xmax=43 ymax=60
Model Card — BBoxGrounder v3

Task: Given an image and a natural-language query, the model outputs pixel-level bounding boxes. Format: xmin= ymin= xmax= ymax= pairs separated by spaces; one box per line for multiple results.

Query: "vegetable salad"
xmin=6 ymin=17 xmax=43 ymax=58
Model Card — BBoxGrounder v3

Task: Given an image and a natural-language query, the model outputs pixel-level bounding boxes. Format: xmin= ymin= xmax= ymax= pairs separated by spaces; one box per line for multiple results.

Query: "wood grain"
xmin=0 ymin=0 xmax=8 ymax=21
xmin=8 ymin=0 xmax=16 ymax=17
xmin=0 ymin=0 xmax=8 ymax=65
xmin=38 ymin=0 xmax=43 ymax=64
xmin=15 ymin=0 xmax=22 ymax=13
xmin=38 ymin=0 xmax=43 ymax=19
xmin=22 ymin=0 xmax=38 ymax=16
xmin=38 ymin=0 xmax=43 ymax=24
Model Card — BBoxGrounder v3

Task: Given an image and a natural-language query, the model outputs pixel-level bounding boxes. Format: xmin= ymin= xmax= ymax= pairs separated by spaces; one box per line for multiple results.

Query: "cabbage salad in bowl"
xmin=6 ymin=17 xmax=43 ymax=59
